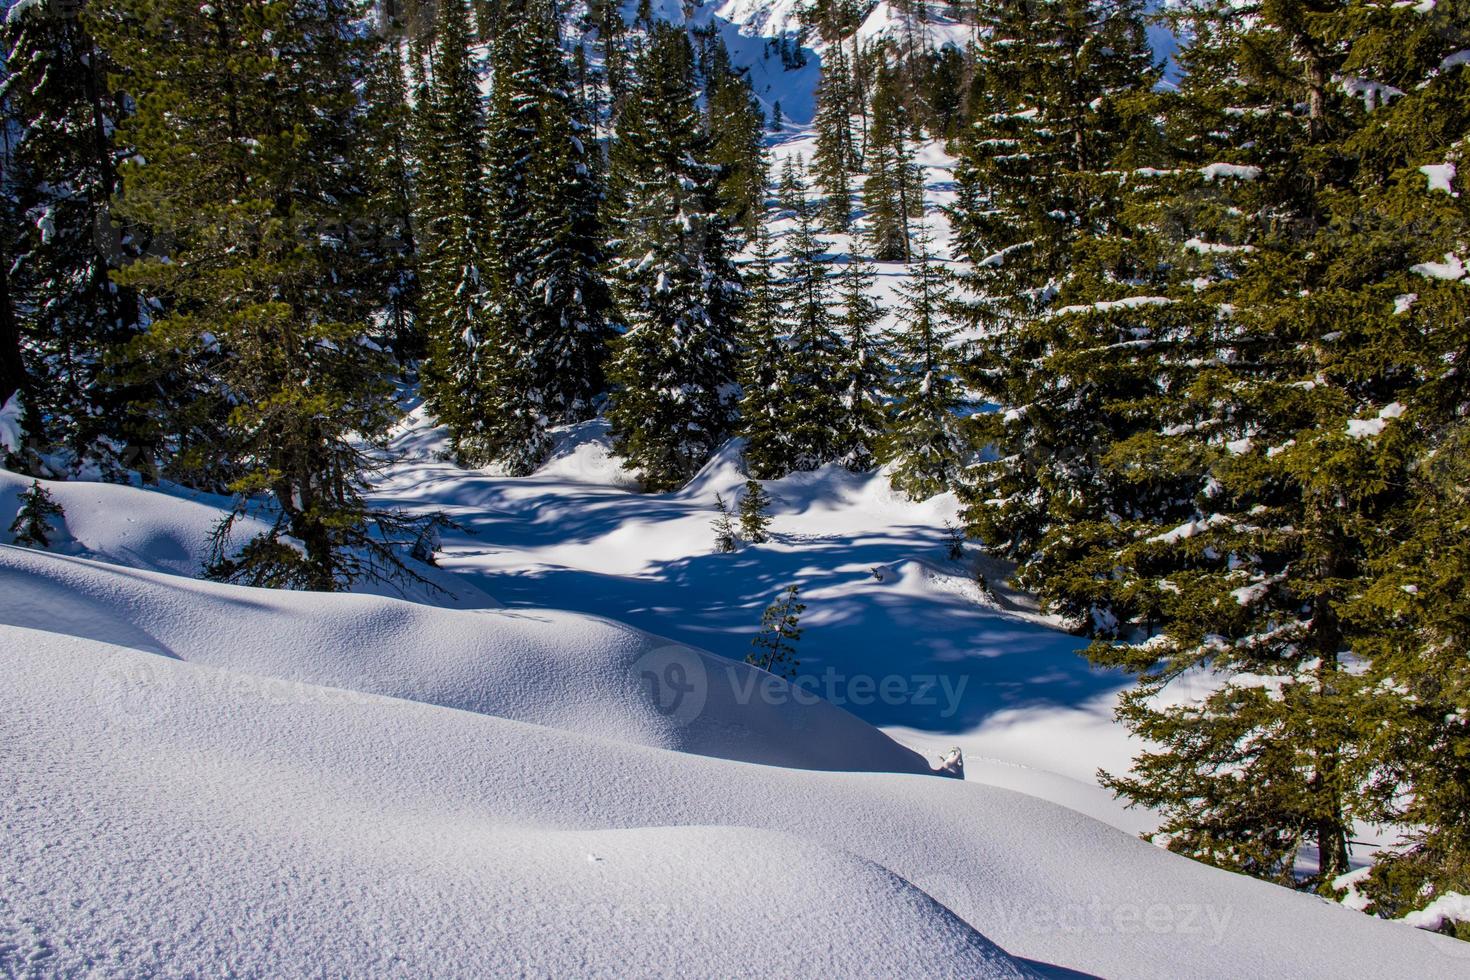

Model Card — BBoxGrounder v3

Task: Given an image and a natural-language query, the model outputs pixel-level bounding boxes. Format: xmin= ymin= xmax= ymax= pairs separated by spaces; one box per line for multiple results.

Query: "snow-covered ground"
xmin=4 ymin=466 xmax=1468 ymax=976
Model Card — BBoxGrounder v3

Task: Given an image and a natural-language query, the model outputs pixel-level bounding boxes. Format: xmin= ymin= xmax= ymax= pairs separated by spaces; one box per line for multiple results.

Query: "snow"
xmin=1200 ymin=162 xmax=1263 ymax=182
xmin=0 ymin=392 xmax=22 ymax=454
xmin=5 ymin=568 xmax=1467 ymax=976
xmin=1421 ymin=163 xmax=1457 ymax=195
xmin=1346 ymin=402 xmax=1405 ymax=439
xmin=1395 ymin=293 xmax=1419 ymax=315
xmin=1403 ymin=893 xmax=1470 ymax=933
xmin=1411 ymin=253 xmax=1466 ymax=281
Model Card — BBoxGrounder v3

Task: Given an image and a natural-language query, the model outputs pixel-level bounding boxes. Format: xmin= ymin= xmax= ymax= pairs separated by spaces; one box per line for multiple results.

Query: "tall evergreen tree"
xmin=482 ymin=0 xmax=613 ymax=474
xmin=92 ymin=0 xmax=419 ymax=590
xmin=811 ymin=33 xmax=857 ymax=231
xmin=605 ymin=25 xmax=742 ymax=491
xmin=834 ymin=256 xmax=888 ymax=471
xmin=773 ymin=190 xmax=848 ymax=473
xmin=414 ymin=0 xmax=496 ymax=466
xmin=736 ymin=220 xmax=789 ymax=477
xmin=864 ymin=61 xmax=924 ymax=262
xmin=706 ymin=64 xmax=768 ymax=241
xmin=879 ymin=233 xmax=966 ymax=499
xmin=2 ymin=0 xmax=147 ymax=473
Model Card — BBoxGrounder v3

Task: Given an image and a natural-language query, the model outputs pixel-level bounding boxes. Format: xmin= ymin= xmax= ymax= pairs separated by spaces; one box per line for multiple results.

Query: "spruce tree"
xmin=738 ymin=478 xmax=773 ymax=543
xmin=747 ymin=584 xmax=805 ymax=679
xmin=605 ymin=25 xmax=742 ymax=491
xmin=811 ymin=35 xmax=857 ymax=231
xmin=413 ymin=0 xmax=496 ymax=466
xmin=834 ymin=256 xmax=888 ymax=471
xmin=706 ymin=64 xmax=768 ymax=241
xmin=712 ymin=492 xmax=737 ymax=553
xmin=3 ymin=0 xmax=147 ymax=473
xmin=482 ymin=0 xmax=613 ymax=473
xmin=736 ymin=220 xmax=790 ymax=478
xmin=879 ymin=233 xmax=967 ymax=499
xmin=8 ymin=480 xmax=64 ymax=548
xmin=863 ymin=61 xmax=923 ymax=262
xmin=92 ymin=0 xmax=422 ymax=591
xmin=773 ymin=190 xmax=848 ymax=473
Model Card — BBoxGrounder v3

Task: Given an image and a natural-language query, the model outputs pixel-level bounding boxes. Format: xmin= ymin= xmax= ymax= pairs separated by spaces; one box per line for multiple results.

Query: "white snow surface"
xmin=5 ymin=446 xmax=1466 ymax=975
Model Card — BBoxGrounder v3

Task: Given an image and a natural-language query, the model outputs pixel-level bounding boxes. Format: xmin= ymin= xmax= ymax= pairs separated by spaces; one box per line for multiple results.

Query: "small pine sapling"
xmin=944 ymin=520 xmax=966 ymax=560
xmin=9 ymin=480 xmax=64 ymax=548
xmin=747 ymin=584 xmax=805 ymax=679
xmin=738 ymin=478 xmax=773 ymax=543
xmin=712 ymin=493 xmax=737 ymax=553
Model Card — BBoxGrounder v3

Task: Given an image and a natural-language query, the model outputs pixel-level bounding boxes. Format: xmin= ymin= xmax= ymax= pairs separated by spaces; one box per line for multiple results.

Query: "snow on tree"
xmin=747 ymin=584 xmax=805 ymax=679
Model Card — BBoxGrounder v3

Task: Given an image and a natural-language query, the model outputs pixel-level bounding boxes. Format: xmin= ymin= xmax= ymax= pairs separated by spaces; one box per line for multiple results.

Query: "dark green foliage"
xmin=863 ymin=62 xmax=923 ymax=262
xmin=834 ymin=257 xmax=888 ymax=471
xmin=482 ymin=0 xmax=613 ymax=473
xmin=413 ymin=0 xmax=496 ymax=466
xmin=3 ymin=0 xmax=147 ymax=474
xmin=91 ymin=0 xmax=424 ymax=592
xmin=738 ymin=478 xmax=773 ymax=543
xmin=605 ymin=25 xmax=742 ymax=491
xmin=706 ymin=65 xmax=769 ymax=241
xmin=747 ymin=584 xmax=805 ymax=679
xmin=736 ymin=221 xmax=788 ymax=474
xmin=880 ymin=233 xmax=967 ymax=499
xmin=712 ymin=492 xmax=737 ymax=553
xmin=8 ymin=480 xmax=64 ymax=547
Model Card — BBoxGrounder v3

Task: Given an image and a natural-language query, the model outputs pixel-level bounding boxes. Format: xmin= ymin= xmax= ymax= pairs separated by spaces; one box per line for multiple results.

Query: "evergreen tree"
xmin=864 ymin=62 xmax=924 ymax=262
xmin=834 ymin=256 xmax=888 ymax=471
xmin=811 ymin=33 xmax=857 ymax=231
xmin=483 ymin=0 xmax=613 ymax=473
xmin=92 ymin=0 xmax=425 ymax=591
xmin=605 ymin=26 xmax=742 ymax=491
xmin=747 ymin=584 xmax=805 ymax=679
xmin=736 ymin=220 xmax=789 ymax=477
xmin=357 ymin=26 xmax=423 ymax=368
xmin=706 ymin=65 xmax=768 ymax=241
xmin=738 ymin=478 xmax=773 ymax=543
xmin=712 ymin=492 xmax=737 ymax=553
xmin=776 ymin=155 xmax=807 ymax=215
xmin=3 ymin=0 xmax=147 ymax=473
xmin=413 ymin=0 xmax=496 ymax=466
xmin=879 ymin=232 xmax=967 ymax=499
xmin=8 ymin=480 xmax=64 ymax=548
xmin=773 ymin=191 xmax=848 ymax=473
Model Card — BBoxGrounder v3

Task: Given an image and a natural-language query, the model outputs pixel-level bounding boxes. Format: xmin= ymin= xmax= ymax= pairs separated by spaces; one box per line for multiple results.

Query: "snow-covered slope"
xmin=0 ymin=540 xmax=928 ymax=775
xmin=5 ymin=617 xmax=1466 ymax=977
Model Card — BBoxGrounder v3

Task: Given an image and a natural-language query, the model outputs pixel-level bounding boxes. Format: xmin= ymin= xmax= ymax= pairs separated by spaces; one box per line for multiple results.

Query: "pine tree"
xmin=1028 ymin=0 xmax=1470 ymax=893
xmin=92 ymin=0 xmax=426 ymax=591
xmin=736 ymin=220 xmax=789 ymax=477
xmin=747 ymin=584 xmax=805 ymax=679
xmin=880 ymin=232 xmax=967 ymax=499
xmin=357 ymin=25 xmax=422 ymax=368
xmin=605 ymin=25 xmax=743 ymax=491
xmin=738 ymin=478 xmax=773 ymax=543
xmin=773 ymin=191 xmax=848 ymax=474
xmin=712 ymin=492 xmax=737 ymax=553
xmin=3 ymin=0 xmax=147 ymax=473
xmin=811 ymin=18 xmax=857 ymax=232
xmin=863 ymin=61 xmax=923 ymax=262
xmin=834 ymin=257 xmax=888 ymax=471
xmin=776 ymin=155 xmax=807 ymax=215
xmin=413 ymin=0 xmax=496 ymax=466
xmin=482 ymin=0 xmax=613 ymax=473
xmin=8 ymin=480 xmax=64 ymax=548
xmin=706 ymin=64 xmax=768 ymax=241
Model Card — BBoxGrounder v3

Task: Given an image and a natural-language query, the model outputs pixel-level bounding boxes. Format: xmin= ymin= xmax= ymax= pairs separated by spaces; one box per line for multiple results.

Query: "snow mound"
xmin=4 ymin=624 xmax=1465 ymax=977
xmin=0 ymin=544 xmax=930 ymax=775
xmin=0 ymin=467 xmax=495 ymax=608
